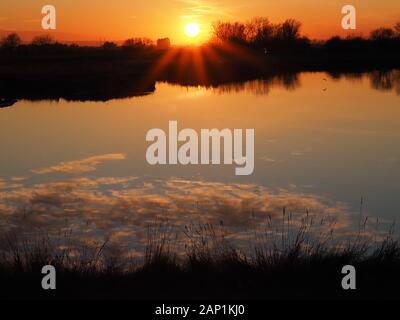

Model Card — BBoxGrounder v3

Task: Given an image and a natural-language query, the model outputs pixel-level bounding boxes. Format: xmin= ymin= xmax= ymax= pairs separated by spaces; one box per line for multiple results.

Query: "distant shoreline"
xmin=1 ymin=42 xmax=400 ymax=101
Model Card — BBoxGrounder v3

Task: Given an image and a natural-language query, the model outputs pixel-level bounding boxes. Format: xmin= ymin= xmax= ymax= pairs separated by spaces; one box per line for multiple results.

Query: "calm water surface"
xmin=0 ymin=71 xmax=399 ymax=254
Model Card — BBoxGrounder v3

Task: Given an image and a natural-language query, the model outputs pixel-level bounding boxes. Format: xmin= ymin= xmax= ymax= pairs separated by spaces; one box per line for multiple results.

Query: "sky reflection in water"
xmin=0 ymin=71 xmax=399 ymax=256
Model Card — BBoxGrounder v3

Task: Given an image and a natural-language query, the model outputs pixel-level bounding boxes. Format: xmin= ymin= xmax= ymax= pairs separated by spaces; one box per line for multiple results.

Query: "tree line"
xmin=1 ymin=17 xmax=400 ymax=54
xmin=0 ymin=34 xmax=170 ymax=52
xmin=211 ymin=17 xmax=400 ymax=52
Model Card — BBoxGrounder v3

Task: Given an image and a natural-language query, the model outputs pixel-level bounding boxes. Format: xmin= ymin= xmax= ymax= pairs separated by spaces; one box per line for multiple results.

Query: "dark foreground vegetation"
xmin=1 ymin=221 xmax=400 ymax=300
xmin=1 ymin=18 xmax=400 ymax=102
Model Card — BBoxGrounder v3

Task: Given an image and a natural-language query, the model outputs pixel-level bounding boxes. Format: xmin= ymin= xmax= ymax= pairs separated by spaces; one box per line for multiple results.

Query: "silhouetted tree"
xmin=123 ymin=38 xmax=153 ymax=49
xmin=212 ymin=21 xmax=246 ymax=44
xmin=102 ymin=41 xmax=118 ymax=49
xmin=31 ymin=35 xmax=55 ymax=45
xmin=0 ymin=33 xmax=21 ymax=49
xmin=370 ymin=27 xmax=395 ymax=41
xmin=275 ymin=19 xmax=302 ymax=41
xmin=245 ymin=17 xmax=275 ymax=47
xmin=212 ymin=17 xmax=309 ymax=52
xmin=394 ymin=22 xmax=400 ymax=37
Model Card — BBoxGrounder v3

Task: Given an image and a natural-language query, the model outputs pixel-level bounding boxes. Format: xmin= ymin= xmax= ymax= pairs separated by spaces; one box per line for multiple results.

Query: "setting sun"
xmin=184 ymin=22 xmax=200 ymax=38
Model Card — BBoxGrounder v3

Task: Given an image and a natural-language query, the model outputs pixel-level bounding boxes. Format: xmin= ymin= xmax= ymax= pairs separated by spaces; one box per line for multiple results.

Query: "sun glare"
xmin=184 ymin=22 xmax=200 ymax=38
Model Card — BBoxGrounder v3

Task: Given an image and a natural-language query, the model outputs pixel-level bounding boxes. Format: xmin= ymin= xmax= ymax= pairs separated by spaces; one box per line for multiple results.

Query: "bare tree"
xmin=31 ymin=35 xmax=55 ymax=45
xmin=276 ymin=19 xmax=302 ymax=41
xmin=0 ymin=33 xmax=21 ymax=49
xmin=394 ymin=22 xmax=400 ymax=37
xmin=212 ymin=21 xmax=246 ymax=43
xmin=245 ymin=17 xmax=275 ymax=46
xmin=102 ymin=41 xmax=118 ymax=49
xmin=123 ymin=38 xmax=153 ymax=49
xmin=211 ymin=17 xmax=308 ymax=52
xmin=370 ymin=27 xmax=395 ymax=41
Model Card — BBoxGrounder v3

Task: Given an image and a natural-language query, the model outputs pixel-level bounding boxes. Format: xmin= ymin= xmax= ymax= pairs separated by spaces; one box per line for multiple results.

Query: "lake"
xmin=0 ymin=70 xmax=399 ymax=257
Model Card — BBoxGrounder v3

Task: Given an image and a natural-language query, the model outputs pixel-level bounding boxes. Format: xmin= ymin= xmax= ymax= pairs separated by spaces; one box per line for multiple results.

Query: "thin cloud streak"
xmin=32 ymin=153 xmax=126 ymax=174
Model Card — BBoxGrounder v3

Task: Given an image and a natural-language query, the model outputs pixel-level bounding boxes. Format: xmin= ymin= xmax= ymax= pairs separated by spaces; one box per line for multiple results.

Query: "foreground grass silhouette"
xmin=1 ymin=221 xmax=400 ymax=300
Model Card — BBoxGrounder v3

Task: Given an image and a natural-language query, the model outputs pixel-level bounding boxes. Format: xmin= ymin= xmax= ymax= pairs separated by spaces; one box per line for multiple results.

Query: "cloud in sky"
xmin=32 ymin=153 xmax=126 ymax=174
xmin=176 ymin=0 xmax=234 ymax=20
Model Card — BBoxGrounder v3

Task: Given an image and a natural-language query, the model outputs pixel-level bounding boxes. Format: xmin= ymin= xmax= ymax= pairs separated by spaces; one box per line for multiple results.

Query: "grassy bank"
xmin=0 ymin=221 xmax=399 ymax=300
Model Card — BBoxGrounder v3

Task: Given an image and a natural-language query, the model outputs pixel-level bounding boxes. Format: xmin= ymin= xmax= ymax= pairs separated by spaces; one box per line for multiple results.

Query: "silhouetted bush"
xmin=370 ymin=27 xmax=396 ymax=41
xmin=102 ymin=41 xmax=118 ymax=50
xmin=31 ymin=35 xmax=55 ymax=46
xmin=122 ymin=37 xmax=154 ymax=50
xmin=395 ymin=22 xmax=400 ymax=37
xmin=0 ymin=33 xmax=21 ymax=50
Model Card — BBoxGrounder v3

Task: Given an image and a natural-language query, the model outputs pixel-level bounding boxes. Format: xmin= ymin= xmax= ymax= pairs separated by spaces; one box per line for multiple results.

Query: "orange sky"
xmin=0 ymin=0 xmax=399 ymax=44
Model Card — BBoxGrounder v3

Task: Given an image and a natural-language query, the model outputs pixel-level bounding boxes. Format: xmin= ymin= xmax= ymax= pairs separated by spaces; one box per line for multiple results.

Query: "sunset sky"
xmin=0 ymin=0 xmax=399 ymax=44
